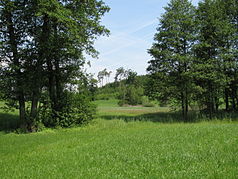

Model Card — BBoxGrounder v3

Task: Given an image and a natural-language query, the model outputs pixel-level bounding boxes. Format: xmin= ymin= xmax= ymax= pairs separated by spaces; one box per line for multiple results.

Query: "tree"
xmin=126 ymin=69 xmax=137 ymax=85
xmin=0 ymin=0 xmax=31 ymax=126
xmin=114 ymin=67 xmax=126 ymax=82
xmin=37 ymin=0 xmax=110 ymax=127
xmin=147 ymin=0 xmax=196 ymax=120
xmin=105 ymin=70 xmax=112 ymax=84
xmin=0 ymin=0 xmax=110 ymax=130
xmin=115 ymin=68 xmax=144 ymax=106
xmin=124 ymin=70 xmax=144 ymax=106
xmin=193 ymin=0 xmax=237 ymax=117
xmin=217 ymin=0 xmax=238 ymax=111
xmin=98 ymin=68 xmax=110 ymax=87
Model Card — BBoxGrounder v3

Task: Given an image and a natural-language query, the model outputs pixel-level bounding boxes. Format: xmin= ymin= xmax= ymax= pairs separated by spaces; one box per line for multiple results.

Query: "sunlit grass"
xmin=95 ymin=99 xmax=238 ymax=123
xmin=94 ymin=99 xmax=170 ymax=117
xmin=0 ymin=99 xmax=238 ymax=178
xmin=0 ymin=119 xmax=238 ymax=178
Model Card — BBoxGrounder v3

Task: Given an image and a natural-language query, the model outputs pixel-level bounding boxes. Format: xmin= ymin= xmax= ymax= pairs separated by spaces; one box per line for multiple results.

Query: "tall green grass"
xmin=95 ymin=99 xmax=238 ymax=123
xmin=0 ymin=120 xmax=237 ymax=178
xmin=0 ymin=99 xmax=238 ymax=178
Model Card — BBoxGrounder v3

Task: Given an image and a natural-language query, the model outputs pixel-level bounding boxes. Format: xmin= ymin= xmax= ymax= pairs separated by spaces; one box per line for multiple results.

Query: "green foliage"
xmin=57 ymin=92 xmax=96 ymax=128
xmin=37 ymin=90 xmax=96 ymax=128
xmin=0 ymin=0 xmax=109 ymax=131
xmin=147 ymin=0 xmax=238 ymax=120
xmin=93 ymin=99 xmax=119 ymax=108
xmin=141 ymin=96 xmax=156 ymax=107
xmin=96 ymin=68 xmax=150 ymax=107
xmin=126 ymin=85 xmax=143 ymax=105
xmin=96 ymin=83 xmax=119 ymax=100
xmin=119 ymin=85 xmax=144 ymax=106
xmin=115 ymin=68 xmax=146 ymax=106
xmin=147 ymin=0 xmax=196 ymax=120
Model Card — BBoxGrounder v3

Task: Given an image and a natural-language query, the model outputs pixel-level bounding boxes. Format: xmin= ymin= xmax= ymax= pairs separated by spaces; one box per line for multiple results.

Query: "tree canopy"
xmin=147 ymin=0 xmax=238 ymax=120
xmin=0 ymin=0 xmax=110 ymax=131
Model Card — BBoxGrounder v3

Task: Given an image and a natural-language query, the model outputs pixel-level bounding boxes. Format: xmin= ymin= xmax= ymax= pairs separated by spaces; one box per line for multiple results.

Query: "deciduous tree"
xmin=147 ymin=0 xmax=196 ymax=120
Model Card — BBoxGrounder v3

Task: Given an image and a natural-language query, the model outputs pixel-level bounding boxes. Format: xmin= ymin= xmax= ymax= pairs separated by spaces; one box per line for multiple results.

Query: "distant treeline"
xmin=96 ymin=68 xmax=153 ymax=107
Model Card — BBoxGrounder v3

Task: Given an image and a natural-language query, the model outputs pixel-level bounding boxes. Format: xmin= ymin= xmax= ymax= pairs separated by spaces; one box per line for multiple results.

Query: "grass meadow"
xmin=0 ymin=99 xmax=238 ymax=178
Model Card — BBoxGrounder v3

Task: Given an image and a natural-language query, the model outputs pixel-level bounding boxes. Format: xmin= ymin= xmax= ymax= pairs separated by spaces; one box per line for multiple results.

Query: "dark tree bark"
xmin=225 ymin=88 xmax=229 ymax=111
xmin=6 ymin=10 xmax=26 ymax=126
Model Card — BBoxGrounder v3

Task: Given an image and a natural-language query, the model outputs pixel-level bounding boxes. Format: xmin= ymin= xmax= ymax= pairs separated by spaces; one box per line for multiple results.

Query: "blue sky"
xmin=87 ymin=0 xmax=200 ymax=82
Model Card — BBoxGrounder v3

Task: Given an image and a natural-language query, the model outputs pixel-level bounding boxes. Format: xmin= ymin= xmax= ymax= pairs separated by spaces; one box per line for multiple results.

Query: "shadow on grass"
xmin=100 ymin=110 xmax=238 ymax=123
xmin=0 ymin=112 xmax=19 ymax=132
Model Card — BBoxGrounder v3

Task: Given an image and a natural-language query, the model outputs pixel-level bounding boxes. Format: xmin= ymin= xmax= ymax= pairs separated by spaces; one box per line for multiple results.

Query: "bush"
xmin=96 ymin=93 xmax=110 ymax=100
xmin=118 ymin=100 xmax=126 ymax=107
xmin=38 ymin=91 xmax=96 ymax=128
xmin=96 ymin=92 xmax=119 ymax=100
xmin=58 ymin=92 xmax=96 ymax=128
xmin=118 ymin=85 xmax=144 ymax=106
xmin=126 ymin=86 xmax=144 ymax=105
xmin=142 ymin=96 xmax=156 ymax=107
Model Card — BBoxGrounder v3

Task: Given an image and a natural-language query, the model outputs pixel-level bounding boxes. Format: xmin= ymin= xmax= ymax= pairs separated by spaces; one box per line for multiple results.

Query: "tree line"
xmin=147 ymin=0 xmax=238 ymax=120
xmin=96 ymin=67 xmax=150 ymax=106
xmin=0 ymin=0 xmax=109 ymax=131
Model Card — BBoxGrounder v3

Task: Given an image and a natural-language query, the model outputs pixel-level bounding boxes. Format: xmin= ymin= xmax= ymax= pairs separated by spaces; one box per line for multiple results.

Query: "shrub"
xmin=118 ymin=100 xmax=126 ymax=106
xmin=142 ymin=96 xmax=156 ymax=107
xmin=96 ymin=93 xmax=110 ymax=100
xmin=38 ymin=91 xmax=96 ymax=128
xmin=118 ymin=86 xmax=144 ymax=106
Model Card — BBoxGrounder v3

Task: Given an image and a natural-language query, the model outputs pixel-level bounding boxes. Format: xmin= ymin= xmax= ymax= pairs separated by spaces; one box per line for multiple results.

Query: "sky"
xmin=86 ymin=0 xmax=200 ymax=82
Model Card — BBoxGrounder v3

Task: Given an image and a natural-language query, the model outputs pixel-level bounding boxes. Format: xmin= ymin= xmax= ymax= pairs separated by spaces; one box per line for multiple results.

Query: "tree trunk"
xmin=53 ymin=20 xmax=63 ymax=112
xmin=41 ymin=15 xmax=57 ymax=113
xmin=231 ymin=96 xmax=237 ymax=111
xmin=30 ymin=91 xmax=39 ymax=120
xmin=215 ymin=95 xmax=219 ymax=112
xmin=225 ymin=88 xmax=229 ymax=111
xmin=208 ymin=92 xmax=213 ymax=119
xmin=181 ymin=92 xmax=185 ymax=121
xmin=185 ymin=90 xmax=189 ymax=121
xmin=233 ymin=86 xmax=238 ymax=111
xmin=29 ymin=92 xmax=39 ymax=132
xmin=19 ymin=92 xmax=26 ymax=126
xmin=6 ymin=10 xmax=26 ymax=126
xmin=231 ymin=87 xmax=236 ymax=111
xmin=236 ymin=96 xmax=238 ymax=111
xmin=55 ymin=60 xmax=63 ymax=112
xmin=48 ymin=65 xmax=56 ymax=110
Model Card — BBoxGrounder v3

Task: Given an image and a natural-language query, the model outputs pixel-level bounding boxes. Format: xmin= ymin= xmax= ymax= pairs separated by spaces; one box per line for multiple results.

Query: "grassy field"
xmin=94 ymin=99 xmax=171 ymax=121
xmin=0 ymin=100 xmax=238 ymax=178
